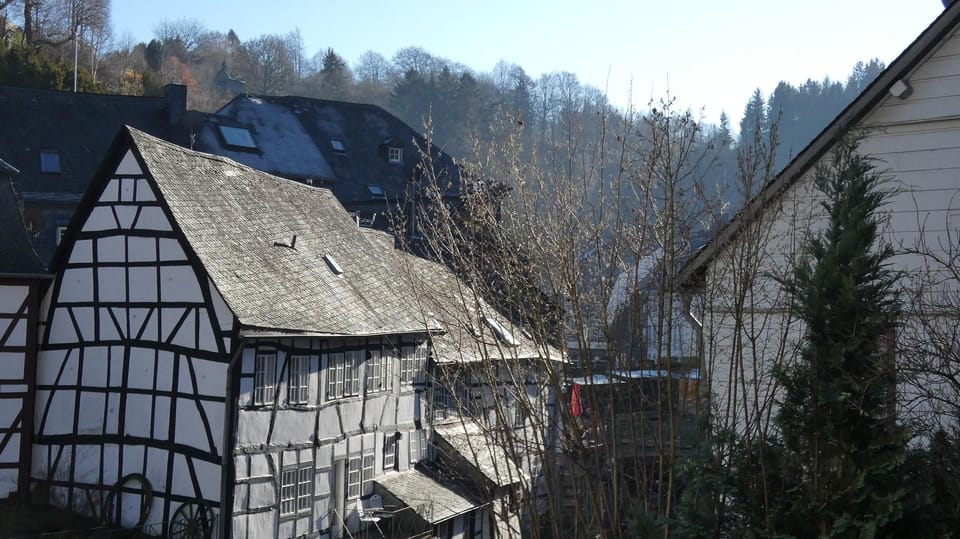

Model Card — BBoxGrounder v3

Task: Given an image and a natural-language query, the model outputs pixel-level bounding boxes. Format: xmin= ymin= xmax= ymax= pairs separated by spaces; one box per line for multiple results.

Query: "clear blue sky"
xmin=112 ymin=0 xmax=946 ymax=124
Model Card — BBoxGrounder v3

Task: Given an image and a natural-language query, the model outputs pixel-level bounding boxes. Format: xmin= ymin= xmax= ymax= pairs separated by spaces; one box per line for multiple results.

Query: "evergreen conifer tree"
xmin=775 ymin=136 xmax=910 ymax=537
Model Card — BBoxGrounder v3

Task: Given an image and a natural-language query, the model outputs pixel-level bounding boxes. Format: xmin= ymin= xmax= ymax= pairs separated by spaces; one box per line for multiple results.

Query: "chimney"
xmin=163 ymin=84 xmax=187 ymax=126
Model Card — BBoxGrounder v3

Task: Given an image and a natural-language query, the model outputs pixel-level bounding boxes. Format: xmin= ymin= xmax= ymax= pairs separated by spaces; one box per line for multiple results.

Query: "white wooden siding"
xmin=703 ymin=27 xmax=960 ymax=438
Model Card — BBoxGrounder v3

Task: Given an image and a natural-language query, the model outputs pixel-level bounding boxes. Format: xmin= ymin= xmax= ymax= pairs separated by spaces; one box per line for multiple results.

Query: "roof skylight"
xmin=218 ymin=125 xmax=257 ymax=150
xmin=367 ymin=185 xmax=384 ymax=196
xmin=330 ymin=139 xmax=345 ymax=152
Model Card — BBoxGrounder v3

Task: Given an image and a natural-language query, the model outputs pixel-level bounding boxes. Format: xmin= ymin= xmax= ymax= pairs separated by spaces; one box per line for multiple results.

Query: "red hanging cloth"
xmin=571 ymin=383 xmax=583 ymax=418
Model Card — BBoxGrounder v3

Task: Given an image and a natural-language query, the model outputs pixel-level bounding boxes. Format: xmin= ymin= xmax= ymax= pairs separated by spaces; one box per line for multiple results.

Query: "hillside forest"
xmin=0 ymin=0 xmax=884 ymax=205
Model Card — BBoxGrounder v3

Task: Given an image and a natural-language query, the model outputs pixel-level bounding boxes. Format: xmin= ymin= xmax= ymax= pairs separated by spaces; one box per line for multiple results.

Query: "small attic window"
xmin=40 ymin=150 xmax=61 ymax=174
xmin=485 ymin=317 xmax=519 ymax=347
xmin=324 ymin=254 xmax=344 ymax=275
xmin=388 ymin=146 xmax=402 ymax=164
xmin=330 ymin=140 xmax=345 ymax=153
xmin=218 ymin=125 xmax=257 ymax=150
xmin=367 ymin=185 xmax=384 ymax=196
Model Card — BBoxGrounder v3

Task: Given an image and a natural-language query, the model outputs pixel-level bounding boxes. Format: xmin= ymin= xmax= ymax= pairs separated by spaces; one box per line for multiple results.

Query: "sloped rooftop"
xmin=196 ymin=95 xmax=462 ymax=206
xmin=126 ymin=127 xmax=438 ymax=337
xmin=396 ymin=252 xmax=563 ymax=364
xmin=375 ymin=467 xmax=482 ymax=524
xmin=433 ymin=420 xmax=525 ymax=488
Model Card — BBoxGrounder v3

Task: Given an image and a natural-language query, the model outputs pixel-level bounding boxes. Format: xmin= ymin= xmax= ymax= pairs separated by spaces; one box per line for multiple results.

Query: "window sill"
xmin=278 ymin=509 xmax=312 ymax=522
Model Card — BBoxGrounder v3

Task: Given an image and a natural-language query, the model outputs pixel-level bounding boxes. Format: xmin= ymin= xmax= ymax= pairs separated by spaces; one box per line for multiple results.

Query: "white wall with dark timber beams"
xmin=0 ymin=280 xmax=40 ymax=499
xmin=231 ymin=334 xmax=431 ymax=539
xmin=32 ymin=148 xmax=236 ymax=533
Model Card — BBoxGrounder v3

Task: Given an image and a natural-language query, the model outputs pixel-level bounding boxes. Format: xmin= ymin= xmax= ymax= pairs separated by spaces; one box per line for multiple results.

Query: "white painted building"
xmin=28 ymin=126 xmax=556 ymax=538
xmin=679 ymin=3 xmax=960 ymax=437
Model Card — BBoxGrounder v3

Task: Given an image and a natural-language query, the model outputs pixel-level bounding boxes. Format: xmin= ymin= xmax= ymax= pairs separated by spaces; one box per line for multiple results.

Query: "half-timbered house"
xmin=30 ymin=125 xmax=554 ymax=538
xmin=0 ymin=162 xmax=48 ymax=500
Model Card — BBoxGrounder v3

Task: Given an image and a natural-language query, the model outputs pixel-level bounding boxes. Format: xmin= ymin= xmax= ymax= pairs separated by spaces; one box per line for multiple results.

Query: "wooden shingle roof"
xmin=127 ymin=127 xmax=437 ymax=337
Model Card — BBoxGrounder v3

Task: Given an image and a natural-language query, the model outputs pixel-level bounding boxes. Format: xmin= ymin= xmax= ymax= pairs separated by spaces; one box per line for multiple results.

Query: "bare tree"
xmin=397 ymin=86 xmax=727 ymax=537
xmin=239 ymin=33 xmax=295 ymax=95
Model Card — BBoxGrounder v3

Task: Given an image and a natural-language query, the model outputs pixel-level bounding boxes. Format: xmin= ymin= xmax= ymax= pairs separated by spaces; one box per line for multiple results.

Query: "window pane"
xmin=219 ymin=125 xmax=257 ymax=149
xmin=298 ymin=467 xmax=312 ymax=511
xmin=40 ymin=151 xmax=61 ymax=173
xmin=347 ymin=457 xmax=360 ymax=499
xmin=255 ymin=353 xmax=276 ymax=405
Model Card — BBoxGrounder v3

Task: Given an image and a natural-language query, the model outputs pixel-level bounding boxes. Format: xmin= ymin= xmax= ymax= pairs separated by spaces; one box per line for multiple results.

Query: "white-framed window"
xmin=347 ymin=454 xmax=374 ymax=499
xmin=366 ymin=350 xmax=391 ymax=393
xmin=254 ymin=353 xmax=276 ymax=406
xmin=280 ymin=467 xmax=298 ymax=515
xmin=362 ymin=454 xmax=374 ymax=494
xmin=347 ymin=456 xmax=361 ymax=500
xmin=384 ymin=434 xmax=397 ymax=471
xmin=298 ymin=466 xmax=312 ymax=512
xmin=400 ymin=344 xmax=427 ymax=384
xmin=288 ymin=355 xmax=310 ymax=405
xmin=326 ymin=352 xmax=343 ymax=399
xmin=409 ymin=429 xmax=428 ymax=464
xmin=326 ymin=352 xmax=360 ymax=399
xmin=281 ymin=464 xmax=312 ymax=516
xmin=388 ymin=146 xmax=402 ymax=163
xmin=345 ymin=351 xmax=362 ymax=396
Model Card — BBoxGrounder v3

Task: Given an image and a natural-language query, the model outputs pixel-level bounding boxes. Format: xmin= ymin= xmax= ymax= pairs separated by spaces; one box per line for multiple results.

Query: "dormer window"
xmin=330 ymin=140 xmax=345 ymax=153
xmin=388 ymin=146 xmax=402 ymax=164
xmin=485 ymin=316 xmax=519 ymax=347
xmin=40 ymin=150 xmax=61 ymax=174
xmin=218 ymin=125 xmax=257 ymax=150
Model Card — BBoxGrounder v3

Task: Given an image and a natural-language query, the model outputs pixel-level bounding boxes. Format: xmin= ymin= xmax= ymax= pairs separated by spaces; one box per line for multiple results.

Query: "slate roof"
xmin=0 ymin=85 xmax=190 ymax=264
xmin=679 ymin=2 xmax=960 ymax=284
xmin=396 ymin=252 xmax=563 ymax=364
xmin=0 ymin=85 xmax=189 ymax=199
xmin=0 ymin=173 xmax=46 ymax=275
xmin=433 ymin=421 xmax=525 ymax=487
xmin=375 ymin=467 xmax=482 ymax=524
xmin=196 ymin=95 xmax=462 ymax=210
xmin=124 ymin=127 xmax=438 ymax=337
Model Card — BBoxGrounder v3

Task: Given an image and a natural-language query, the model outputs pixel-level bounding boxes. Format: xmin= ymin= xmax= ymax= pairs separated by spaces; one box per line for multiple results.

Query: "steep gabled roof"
xmin=196 ymin=95 xmax=462 ymax=205
xmin=118 ymin=127 xmax=438 ymax=337
xmin=679 ymin=3 xmax=960 ymax=284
